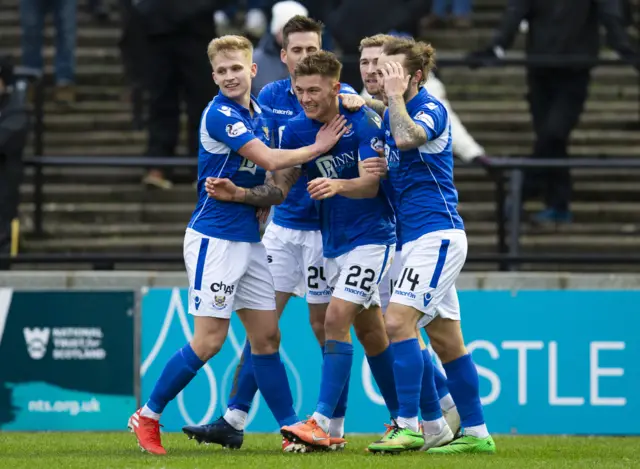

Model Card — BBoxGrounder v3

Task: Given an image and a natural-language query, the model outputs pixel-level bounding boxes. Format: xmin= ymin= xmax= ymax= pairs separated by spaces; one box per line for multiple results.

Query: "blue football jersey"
xmin=384 ymin=88 xmax=464 ymax=245
xmin=258 ymin=77 xmax=358 ymax=231
xmin=281 ymin=101 xmax=396 ymax=258
xmin=188 ymin=91 xmax=271 ymax=242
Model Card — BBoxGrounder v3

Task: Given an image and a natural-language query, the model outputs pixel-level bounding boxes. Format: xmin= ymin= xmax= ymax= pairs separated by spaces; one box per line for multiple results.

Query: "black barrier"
xmin=11 ymin=155 xmax=640 ymax=271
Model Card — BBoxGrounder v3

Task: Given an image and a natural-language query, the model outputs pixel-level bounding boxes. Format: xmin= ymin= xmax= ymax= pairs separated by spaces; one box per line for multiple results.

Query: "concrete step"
xmin=478 ymin=130 xmax=640 ymax=146
xmin=29 ymin=219 xmax=640 ymax=239
xmin=34 ymin=98 xmax=640 ymax=116
xmin=484 ymin=145 xmax=640 ymax=157
xmin=18 ymin=231 xmax=640 ymax=254
xmin=444 ymin=84 xmax=639 ymax=101
xmin=457 ymin=111 xmax=640 ymax=131
xmin=38 ymin=108 xmax=639 ymax=134
xmin=0 ymin=9 xmax=122 ymax=26
xmin=451 ymin=100 xmax=640 ymax=113
xmin=18 ymin=201 xmax=640 ymax=227
xmin=441 ymin=66 xmax=639 ymax=87
xmin=18 ymin=180 xmax=640 ymax=205
xmin=20 ymin=165 xmax=640 ymax=185
xmin=0 ymin=46 xmax=122 ymax=66
xmin=28 ymin=128 xmax=640 ymax=150
xmin=0 ymin=26 xmax=120 ymax=48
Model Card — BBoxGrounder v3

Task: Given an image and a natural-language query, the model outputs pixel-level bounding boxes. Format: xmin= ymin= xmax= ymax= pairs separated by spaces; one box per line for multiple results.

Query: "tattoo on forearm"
xmin=388 ymin=95 xmax=426 ymax=147
xmin=278 ymin=168 xmax=301 ymax=191
xmin=242 ymin=168 xmax=300 ymax=208
xmin=366 ymin=98 xmax=387 ymax=117
xmin=243 ymin=183 xmax=284 ymax=207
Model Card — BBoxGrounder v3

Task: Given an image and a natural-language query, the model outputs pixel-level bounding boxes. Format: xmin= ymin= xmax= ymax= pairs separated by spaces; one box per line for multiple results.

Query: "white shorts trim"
xmin=326 ymin=243 xmax=395 ymax=309
xmin=184 ymin=228 xmax=276 ymax=318
xmin=262 ymin=224 xmax=331 ymax=304
xmin=389 ymin=229 xmax=466 ymax=327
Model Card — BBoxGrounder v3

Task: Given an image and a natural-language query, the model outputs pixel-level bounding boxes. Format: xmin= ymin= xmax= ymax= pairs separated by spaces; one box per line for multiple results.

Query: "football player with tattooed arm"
xmin=128 ymin=35 xmax=347 ymax=456
xmin=183 ymin=16 xmax=365 ymax=452
xmin=362 ymin=36 xmax=495 ymax=455
xmin=207 ymin=51 xmax=403 ymax=451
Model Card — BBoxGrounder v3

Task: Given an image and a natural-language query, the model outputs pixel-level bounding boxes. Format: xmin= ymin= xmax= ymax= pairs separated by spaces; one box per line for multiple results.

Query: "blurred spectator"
xmin=424 ymin=0 xmax=473 ymax=29
xmin=87 ymin=0 xmax=111 ymax=22
xmin=0 ymin=57 xmax=30 ymax=268
xmin=20 ymin=0 xmax=77 ymax=105
xmin=135 ymin=0 xmax=219 ymax=189
xmin=251 ymin=1 xmax=309 ymax=96
xmin=470 ymin=0 xmax=640 ymax=224
xmin=118 ymin=0 xmax=149 ymax=129
xmin=326 ymin=0 xmax=431 ymax=88
xmin=215 ymin=0 xmax=268 ymax=38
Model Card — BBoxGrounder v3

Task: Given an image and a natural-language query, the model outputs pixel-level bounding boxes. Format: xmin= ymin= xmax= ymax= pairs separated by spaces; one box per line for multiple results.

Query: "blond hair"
xmin=207 ymin=35 xmax=253 ymax=63
xmin=359 ymin=34 xmax=393 ymax=52
xmin=382 ymin=37 xmax=436 ymax=87
xmin=294 ymin=50 xmax=342 ymax=80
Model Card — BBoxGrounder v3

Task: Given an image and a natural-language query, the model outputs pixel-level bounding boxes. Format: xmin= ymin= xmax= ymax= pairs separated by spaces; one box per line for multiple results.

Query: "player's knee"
xmin=384 ymin=311 xmax=415 ymax=342
xmin=324 ymin=309 xmax=351 ymax=340
xmin=250 ymin=326 xmax=281 ymax=355
xmin=190 ymin=335 xmax=224 ymax=362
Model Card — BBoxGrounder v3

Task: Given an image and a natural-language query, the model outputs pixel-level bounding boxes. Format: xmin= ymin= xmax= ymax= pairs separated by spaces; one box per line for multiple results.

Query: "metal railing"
xmin=2 ymin=155 xmax=639 ymax=271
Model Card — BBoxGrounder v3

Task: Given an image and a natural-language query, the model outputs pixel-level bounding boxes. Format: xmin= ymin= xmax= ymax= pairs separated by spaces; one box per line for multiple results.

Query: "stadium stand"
xmin=0 ymin=0 xmax=638 ymax=271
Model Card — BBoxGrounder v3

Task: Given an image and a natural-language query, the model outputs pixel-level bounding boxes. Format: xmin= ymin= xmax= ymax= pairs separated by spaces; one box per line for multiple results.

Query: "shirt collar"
xmin=216 ymin=90 xmax=262 ymax=115
xmin=286 ymin=76 xmax=295 ymax=95
xmin=405 ymin=87 xmax=428 ymax=115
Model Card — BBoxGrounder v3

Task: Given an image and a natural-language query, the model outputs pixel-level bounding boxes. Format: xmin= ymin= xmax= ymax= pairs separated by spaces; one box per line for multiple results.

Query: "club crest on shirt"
xmin=343 ymin=123 xmax=354 ymax=137
xmin=262 ymin=126 xmax=270 ymax=140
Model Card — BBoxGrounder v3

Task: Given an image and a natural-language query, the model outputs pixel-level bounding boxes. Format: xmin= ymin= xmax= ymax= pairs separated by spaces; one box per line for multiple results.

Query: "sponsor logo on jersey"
xmin=414 ymin=111 xmax=435 ymax=129
xmin=272 ymin=108 xmax=294 ymax=116
xmin=225 ymin=121 xmax=248 ymax=137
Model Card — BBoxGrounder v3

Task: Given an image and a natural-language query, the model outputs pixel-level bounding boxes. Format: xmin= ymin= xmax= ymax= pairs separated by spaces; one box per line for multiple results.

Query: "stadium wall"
xmin=0 ymin=272 xmax=638 ymax=435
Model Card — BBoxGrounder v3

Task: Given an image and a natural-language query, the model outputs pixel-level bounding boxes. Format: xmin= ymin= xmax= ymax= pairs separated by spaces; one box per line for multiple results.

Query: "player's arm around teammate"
xmin=307 ymin=154 xmax=382 ymax=200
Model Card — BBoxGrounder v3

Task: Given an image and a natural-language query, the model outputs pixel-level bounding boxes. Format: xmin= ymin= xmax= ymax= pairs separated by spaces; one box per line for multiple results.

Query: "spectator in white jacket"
xmin=358 ymin=34 xmax=487 ymax=165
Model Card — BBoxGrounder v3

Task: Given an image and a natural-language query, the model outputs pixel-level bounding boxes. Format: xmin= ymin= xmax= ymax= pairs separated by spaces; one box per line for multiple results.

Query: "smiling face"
xmin=359 ymin=46 xmax=384 ymax=97
xmin=211 ymin=50 xmax=256 ymax=101
xmin=294 ymin=74 xmax=340 ymax=121
xmin=281 ymin=31 xmax=321 ymax=76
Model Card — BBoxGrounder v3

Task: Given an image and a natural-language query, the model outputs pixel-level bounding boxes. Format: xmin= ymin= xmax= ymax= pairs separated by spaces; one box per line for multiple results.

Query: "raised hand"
xmin=314 ymin=114 xmax=348 ymax=154
xmin=340 ymin=93 xmax=366 ymax=111
xmin=382 ymin=61 xmax=410 ymax=98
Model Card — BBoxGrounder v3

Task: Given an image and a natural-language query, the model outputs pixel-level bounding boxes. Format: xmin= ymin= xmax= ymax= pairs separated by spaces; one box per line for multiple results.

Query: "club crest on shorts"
xmin=213 ymin=295 xmax=227 ymax=310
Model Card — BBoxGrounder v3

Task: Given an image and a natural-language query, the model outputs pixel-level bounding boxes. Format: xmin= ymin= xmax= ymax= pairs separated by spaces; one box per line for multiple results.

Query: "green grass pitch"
xmin=1 ymin=432 xmax=638 ymax=469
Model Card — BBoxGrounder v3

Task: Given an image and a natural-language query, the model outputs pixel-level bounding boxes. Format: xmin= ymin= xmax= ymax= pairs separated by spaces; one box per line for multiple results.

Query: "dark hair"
xmin=282 ymin=15 xmax=323 ymax=50
xmin=382 ymin=37 xmax=436 ymax=87
xmin=294 ymin=50 xmax=342 ymax=80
